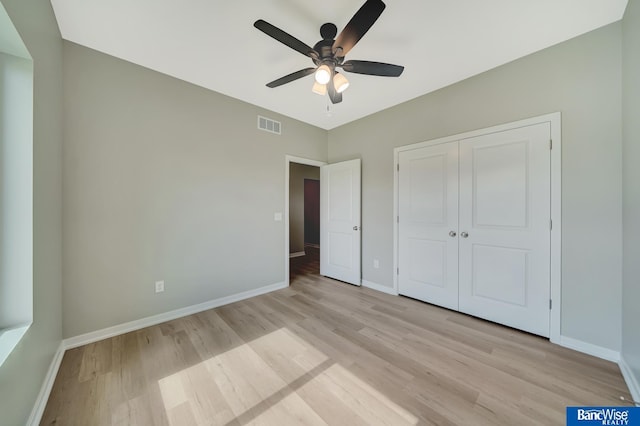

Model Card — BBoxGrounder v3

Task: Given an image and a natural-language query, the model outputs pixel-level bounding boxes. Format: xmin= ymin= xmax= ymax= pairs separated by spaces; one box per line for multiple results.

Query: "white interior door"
xmin=458 ymin=123 xmax=551 ymax=337
xmin=320 ymin=159 xmax=361 ymax=286
xmin=398 ymin=142 xmax=459 ymax=310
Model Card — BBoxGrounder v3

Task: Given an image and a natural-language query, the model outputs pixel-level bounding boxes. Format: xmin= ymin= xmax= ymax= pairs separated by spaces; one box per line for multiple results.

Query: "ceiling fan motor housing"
xmin=312 ymin=36 xmax=343 ymax=68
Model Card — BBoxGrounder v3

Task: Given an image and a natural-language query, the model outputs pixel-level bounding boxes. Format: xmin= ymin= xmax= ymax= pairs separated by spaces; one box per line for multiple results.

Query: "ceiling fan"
xmin=254 ymin=0 xmax=404 ymax=104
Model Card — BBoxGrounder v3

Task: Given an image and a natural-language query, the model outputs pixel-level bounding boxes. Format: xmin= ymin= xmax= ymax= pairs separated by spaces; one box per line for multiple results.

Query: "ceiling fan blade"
xmin=332 ymin=0 xmax=386 ymax=57
xmin=266 ymin=68 xmax=316 ymax=88
xmin=254 ymin=19 xmax=317 ymax=59
xmin=341 ymin=60 xmax=404 ymax=77
xmin=327 ymin=78 xmax=343 ymax=104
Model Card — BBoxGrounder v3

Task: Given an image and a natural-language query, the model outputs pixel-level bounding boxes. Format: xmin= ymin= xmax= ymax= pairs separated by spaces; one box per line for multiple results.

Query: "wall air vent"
xmin=257 ymin=115 xmax=281 ymax=135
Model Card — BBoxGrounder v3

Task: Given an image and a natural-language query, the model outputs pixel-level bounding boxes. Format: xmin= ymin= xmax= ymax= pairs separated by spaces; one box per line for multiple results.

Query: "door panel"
xmin=328 ymin=232 xmax=352 ymax=268
xmin=320 ymin=159 xmax=361 ymax=285
xmin=407 ymin=155 xmax=447 ymax=225
xmin=472 ymin=245 xmax=528 ymax=306
xmin=398 ymin=142 xmax=459 ymax=310
xmin=473 ymin=141 xmax=529 ymax=228
xmin=408 ymin=238 xmax=446 ymax=288
xmin=458 ymin=123 xmax=551 ymax=337
xmin=328 ymin=168 xmax=353 ymax=221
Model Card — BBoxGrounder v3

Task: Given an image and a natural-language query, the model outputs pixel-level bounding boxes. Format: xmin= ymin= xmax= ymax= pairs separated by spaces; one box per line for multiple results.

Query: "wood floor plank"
xmin=111 ymin=386 xmax=170 ymax=426
xmin=177 ymin=362 xmax=237 ymax=425
xmin=78 ymin=339 xmax=112 ymax=383
xmin=205 ymin=342 xmax=326 ymax=426
xmin=109 ymin=332 xmax=147 ymax=405
xmin=181 ymin=309 xmax=246 ymax=360
xmin=216 ymin=302 xmax=280 ymax=343
xmin=41 ymin=246 xmax=632 ymax=425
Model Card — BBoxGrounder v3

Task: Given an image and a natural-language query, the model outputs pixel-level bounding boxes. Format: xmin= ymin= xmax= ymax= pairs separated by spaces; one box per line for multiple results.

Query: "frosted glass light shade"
xmin=333 ymin=73 xmax=350 ymax=93
xmin=314 ymin=64 xmax=331 ymax=84
xmin=312 ymin=81 xmax=327 ymax=95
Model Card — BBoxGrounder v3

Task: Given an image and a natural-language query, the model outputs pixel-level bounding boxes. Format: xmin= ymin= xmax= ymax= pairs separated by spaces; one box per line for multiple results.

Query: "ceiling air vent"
xmin=257 ymin=115 xmax=281 ymax=135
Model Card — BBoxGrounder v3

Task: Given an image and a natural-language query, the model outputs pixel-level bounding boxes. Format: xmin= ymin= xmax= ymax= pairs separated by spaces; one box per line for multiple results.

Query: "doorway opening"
xmin=289 ymin=164 xmax=320 ymax=280
xmin=285 ymin=156 xmax=325 ymax=286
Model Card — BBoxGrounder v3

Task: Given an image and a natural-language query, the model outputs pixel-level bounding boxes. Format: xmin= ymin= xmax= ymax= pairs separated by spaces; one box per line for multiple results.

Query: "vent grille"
xmin=257 ymin=115 xmax=281 ymax=135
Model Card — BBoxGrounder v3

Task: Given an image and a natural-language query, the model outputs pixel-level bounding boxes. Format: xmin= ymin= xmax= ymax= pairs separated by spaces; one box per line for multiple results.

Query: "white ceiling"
xmin=50 ymin=0 xmax=627 ymax=130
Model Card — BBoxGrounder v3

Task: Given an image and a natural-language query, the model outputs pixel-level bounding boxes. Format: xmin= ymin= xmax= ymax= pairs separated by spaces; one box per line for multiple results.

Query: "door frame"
xmin=393 ymin=112 xmax=562 ymax=343
xmin=285 ymin=155 xmax=326 ymax=286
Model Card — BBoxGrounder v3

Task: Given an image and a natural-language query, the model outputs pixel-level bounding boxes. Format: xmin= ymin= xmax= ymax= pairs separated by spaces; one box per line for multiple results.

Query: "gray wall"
xmin=622 ymin=0 xmax=640 ymax=391
xmin=289 ymin=163 xmax=320 ymax=254
xmin=62 ymin=42 xmax=327 ymax=338
xmin=328 ymin=23 xmax=623 ymax=352
xmin=0 ymin=0 xmax=63 ymax=424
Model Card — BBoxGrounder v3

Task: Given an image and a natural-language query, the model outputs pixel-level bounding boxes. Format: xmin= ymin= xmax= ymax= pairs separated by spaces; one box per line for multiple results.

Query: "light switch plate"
xmin=274 ymin=212 xmax=282 ymax=221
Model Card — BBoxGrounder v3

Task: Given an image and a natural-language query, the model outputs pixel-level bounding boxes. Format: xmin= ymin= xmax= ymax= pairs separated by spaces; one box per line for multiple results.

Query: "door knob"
xmin=353 ymin=226 xmax=359 ymax=231
xmin=449 ymin=231 xmax=457 ymax=237
xmin=461 ymin=232 xmax=469 ymax=238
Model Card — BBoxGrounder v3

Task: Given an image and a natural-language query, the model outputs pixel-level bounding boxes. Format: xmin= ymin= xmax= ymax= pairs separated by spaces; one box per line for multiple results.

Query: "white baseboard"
xmin=619 ymin=356 xmax=640 ymax=405
xmin=27 ymin=341 xmax=65 ymax=426
xmin=289 ymin=251 xmax=306 ymax=258
xmin=558 ymin=335 xmax=620 ymax=363
xmin=63 ymin=281 xmax=287 ymax=350
xmin=362 ymin=280 xmax=398 ymax=296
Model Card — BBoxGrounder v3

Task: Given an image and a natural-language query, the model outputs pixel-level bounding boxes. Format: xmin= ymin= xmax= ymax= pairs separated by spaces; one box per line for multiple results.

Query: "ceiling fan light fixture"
xmin=312 ymin=81 xmax=327 ymax=95
xmin=255 ymin=0 xmax=404 ymax=105
xmin=315 ymin=64 xmax=332 ymax=84
xmin=333 ymin=72 xmax=350 ymax=93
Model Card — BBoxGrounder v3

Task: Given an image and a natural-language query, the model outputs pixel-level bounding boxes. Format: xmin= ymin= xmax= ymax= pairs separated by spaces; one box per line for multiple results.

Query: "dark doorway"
xmin=288 ymin=162 xmax=320 ymax=280
xmin=304 ymin=179 xmax=320 ymax=246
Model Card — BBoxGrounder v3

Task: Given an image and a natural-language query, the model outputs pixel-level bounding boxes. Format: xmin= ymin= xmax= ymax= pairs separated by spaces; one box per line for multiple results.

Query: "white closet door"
xmin=320 ymin=159 xmax=361 ymax=286
xmin=398 ymin=142 xmax=459 ymax=310
xmin=458 ymin=123 xmax=551 ymax=337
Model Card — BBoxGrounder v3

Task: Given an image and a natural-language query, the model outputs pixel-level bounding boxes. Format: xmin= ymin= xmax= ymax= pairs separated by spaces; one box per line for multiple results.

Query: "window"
xmin=0 ymin=2 xmax=34 ymax=366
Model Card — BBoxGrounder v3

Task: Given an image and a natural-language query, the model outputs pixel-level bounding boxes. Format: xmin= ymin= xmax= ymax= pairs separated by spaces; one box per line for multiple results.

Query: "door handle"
xmin=353 ymin=226 xmax=359 ymax=231
xmin=449 ymin=231 xmax=457 ymax=237
xmin=460 ymin=232 xmax=469 ymax=238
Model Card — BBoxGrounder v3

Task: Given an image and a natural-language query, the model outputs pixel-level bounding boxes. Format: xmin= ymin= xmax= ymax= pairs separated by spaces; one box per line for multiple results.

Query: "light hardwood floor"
xmin=42 ymin=247 xmax=631 ymax=425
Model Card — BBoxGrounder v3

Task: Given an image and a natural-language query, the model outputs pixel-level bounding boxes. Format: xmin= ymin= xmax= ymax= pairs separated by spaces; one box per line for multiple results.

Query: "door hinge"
xmin=397 ymin=267 xmax=399 ymax=275
xmin=550 ymin=219 xmax=553 ymax=230
xmin=397 ymin=163 xmax=400 ymax=172
xmin=397 ymin=216 xmax=399 ymax=223
xmin=549 ymin=299 xmax=553 ymax=310
xmin=549 ymin=139 xmax=553 ymax=150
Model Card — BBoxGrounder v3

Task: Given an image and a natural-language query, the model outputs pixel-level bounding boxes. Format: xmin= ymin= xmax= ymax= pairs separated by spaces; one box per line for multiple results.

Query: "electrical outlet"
xmin=373 ymin=259 xmax=380 ymax=269
xmin=155 ymin=280 xmax=165 ymax=293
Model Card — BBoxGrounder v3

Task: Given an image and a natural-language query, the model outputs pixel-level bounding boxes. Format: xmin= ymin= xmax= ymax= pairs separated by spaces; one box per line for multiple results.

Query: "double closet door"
xmin=398 ymin=123 xmax=551 ymax=337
